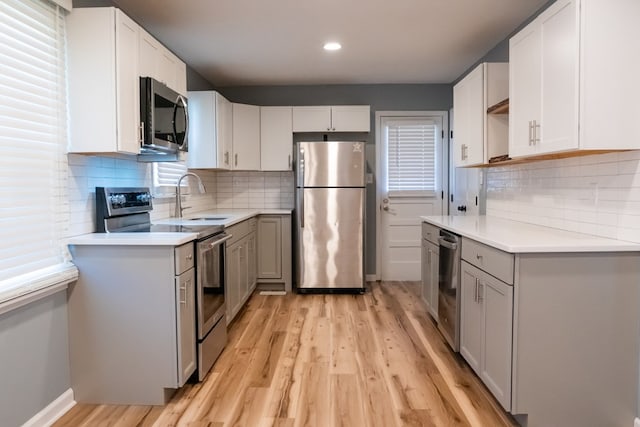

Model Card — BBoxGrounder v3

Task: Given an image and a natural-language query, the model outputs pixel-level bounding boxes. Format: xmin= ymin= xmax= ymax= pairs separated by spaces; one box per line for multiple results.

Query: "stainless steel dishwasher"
xmin=438 ymin=229 xmax=461 ymax=351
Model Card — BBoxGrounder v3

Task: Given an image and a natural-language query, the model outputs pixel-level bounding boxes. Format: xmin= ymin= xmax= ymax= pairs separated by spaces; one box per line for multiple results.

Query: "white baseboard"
xmin=634 ymin=417 xmax=640 ymax=427
xmin=366 ymin=274 xmax=378 ymax=282
xmin=23 ymin=388 xmax=75 ymax=427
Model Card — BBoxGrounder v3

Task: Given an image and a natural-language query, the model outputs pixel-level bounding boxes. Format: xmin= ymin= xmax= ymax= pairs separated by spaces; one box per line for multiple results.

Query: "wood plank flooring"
xmin=54 ymin=282 xmax=517 ymax=427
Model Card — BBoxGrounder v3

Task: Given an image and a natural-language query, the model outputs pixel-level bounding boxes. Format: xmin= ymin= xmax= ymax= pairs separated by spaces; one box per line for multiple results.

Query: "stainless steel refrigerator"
xmin=295 ymin=141 xmax=366 ymax=292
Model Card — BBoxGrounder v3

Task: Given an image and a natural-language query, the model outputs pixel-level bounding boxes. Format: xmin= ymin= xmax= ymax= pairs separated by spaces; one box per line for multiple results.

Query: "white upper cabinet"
xmin=330 ymin=106 xmax=371 ymax=132
xmin=292 ymin=105 xmax=370 ymax=132
xmin=187 ymin=91 xmax=232 ymax=169
xmin=67 ymin=7 xmax=140 ymax=155
xmin=232 ymin=103 xmax=261 ymax=170
xmin=67 ymin=7 xmax=188 ymax=155
xmin=453 ymin=63 xmax=508 ymax=167
xmin=509 ymin=0 xmax=640 ymax=158
xmin=139 ymin=28 xmax=187 ymax=96
xmin=260 ymin=106 xmax=293 ymax=171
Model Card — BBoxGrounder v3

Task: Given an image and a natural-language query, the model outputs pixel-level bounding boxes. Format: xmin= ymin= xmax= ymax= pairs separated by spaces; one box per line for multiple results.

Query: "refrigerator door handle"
xmin=300 ymin=147 xmax=305 ymax=187
xmin=299 ymin=148 xmax=305 ymax=227
xmin=299 ymin=188 xmax=304 ymax=228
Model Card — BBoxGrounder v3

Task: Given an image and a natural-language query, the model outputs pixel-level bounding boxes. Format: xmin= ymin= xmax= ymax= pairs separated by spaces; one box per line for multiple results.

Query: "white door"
xmin=377 ymin=112 xmax=447 ymax=281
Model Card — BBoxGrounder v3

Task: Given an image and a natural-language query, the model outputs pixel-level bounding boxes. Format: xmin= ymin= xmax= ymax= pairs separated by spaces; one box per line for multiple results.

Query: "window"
xmin=385 ymin=118 xmax=439 ymax=195
xmin=153 ymin=161 xmax=188 ymax=197
xmin=0 ymin=0 xmax=72 ymax=294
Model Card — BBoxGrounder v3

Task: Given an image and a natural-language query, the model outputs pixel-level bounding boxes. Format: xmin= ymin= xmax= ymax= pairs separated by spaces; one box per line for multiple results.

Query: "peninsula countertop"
xmin=421 ymin=215 xmax=640 ymax=253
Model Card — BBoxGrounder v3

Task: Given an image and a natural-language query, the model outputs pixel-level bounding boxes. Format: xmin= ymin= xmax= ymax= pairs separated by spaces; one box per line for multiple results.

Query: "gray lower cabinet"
xmin=176 ymin=267 xmax=197 ymax=386
xmin=67 ymin=242 xmax=197 ymax=405
xmin=460 ymin=259 xmax=513 ymax=411
xmin=456 ymin=235 xmax=640 ymax=426
xmin=257 ymin=214 xmax=292 ymax=292
xmin=225 ymin=218 xmax=257 ymax=323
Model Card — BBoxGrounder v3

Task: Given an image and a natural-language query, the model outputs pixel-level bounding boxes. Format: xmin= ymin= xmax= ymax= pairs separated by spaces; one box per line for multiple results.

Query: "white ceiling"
xmin=112 ymin=0 xmax=549 ymax=87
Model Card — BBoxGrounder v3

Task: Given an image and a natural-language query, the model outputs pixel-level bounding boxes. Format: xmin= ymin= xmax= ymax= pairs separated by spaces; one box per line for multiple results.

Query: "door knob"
xmin=382 ymin=205 xmax=389 ymax=211
xmin=381 ymin=198 xmax=390 ymax=211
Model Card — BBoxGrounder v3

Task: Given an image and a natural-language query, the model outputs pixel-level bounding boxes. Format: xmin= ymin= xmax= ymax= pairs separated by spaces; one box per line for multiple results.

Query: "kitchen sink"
xmin=189 ymin=216 xmax=228 ymax=221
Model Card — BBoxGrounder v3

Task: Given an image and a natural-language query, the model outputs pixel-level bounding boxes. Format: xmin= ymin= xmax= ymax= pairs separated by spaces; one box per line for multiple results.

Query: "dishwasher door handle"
xmin=438 ymin=237 xmax=458 ymax=250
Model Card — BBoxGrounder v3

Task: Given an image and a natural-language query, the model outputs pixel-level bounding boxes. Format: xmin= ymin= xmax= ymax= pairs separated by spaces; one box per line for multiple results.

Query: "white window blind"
xmin=386 ymin=119 xmax=437 ymax=194
xmin=153 ymin=161 xmax=188 ymax=196
xmin=0 ymin=0 xmax=69 ymax=284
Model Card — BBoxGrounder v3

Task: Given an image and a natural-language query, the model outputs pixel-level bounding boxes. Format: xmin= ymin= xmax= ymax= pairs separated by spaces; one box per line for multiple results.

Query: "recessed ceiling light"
xmin=323 ymin=42 xmax=342 ymax=51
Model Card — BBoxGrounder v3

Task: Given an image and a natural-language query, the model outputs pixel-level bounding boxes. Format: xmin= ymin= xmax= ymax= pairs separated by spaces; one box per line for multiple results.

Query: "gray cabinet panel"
xmin=176 ymin=268 xmax=196 ymax=386
xmin=257 ymin=216 xmax=282 ymax=279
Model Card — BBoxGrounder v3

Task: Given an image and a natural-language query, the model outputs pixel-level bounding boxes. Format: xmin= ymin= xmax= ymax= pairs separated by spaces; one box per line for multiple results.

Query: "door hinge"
xmin=475 ymin=196 xmax=478 ymax=206
xmin=441 ymin=191 xmax=444 ymax=200
xmin=450 ymin=194 xmax=454 ymax=203
xmin=450 ymin=130 xmax=453 ymax=139
xmin=441 ymin=130 xmax=445 ymax=139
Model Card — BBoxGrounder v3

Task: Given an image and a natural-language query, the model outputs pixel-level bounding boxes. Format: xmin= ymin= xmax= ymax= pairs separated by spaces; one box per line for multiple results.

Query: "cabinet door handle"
xmin=534 ymin=120 xmax=540 ymax=145
xmin=288 ymin=154 xmax=291 ymax=168
xmin=474 ymin=278 xmax=478 ymax=303
xmin=139 ymin=122 xmax=145 ymax=145
xmin=186 ymin=254 xmax=193 ymax=261
xmin=235 ymin=153 xmax=238 ymax=166
xmin=180 ymin=281 xmax=188 ymax=304
xmin=224 ymin=151 xmax=229 ymax=165
xmin=528 ymin=121 xmax=533 ymax=146
xmin=478 ymin=282 xmax=484 ymax=303
xmin=427 ymin=249 xmax=432 ymax=265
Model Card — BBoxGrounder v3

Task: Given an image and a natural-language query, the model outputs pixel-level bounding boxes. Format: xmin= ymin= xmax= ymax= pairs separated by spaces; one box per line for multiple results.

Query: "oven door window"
xmin=198 ymin=240 xmax=225 ymax=337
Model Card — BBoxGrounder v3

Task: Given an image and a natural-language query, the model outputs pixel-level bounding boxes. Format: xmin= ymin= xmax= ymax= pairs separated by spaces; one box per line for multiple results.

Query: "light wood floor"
xmin=55 ymin=282 xmax=516 ymax=427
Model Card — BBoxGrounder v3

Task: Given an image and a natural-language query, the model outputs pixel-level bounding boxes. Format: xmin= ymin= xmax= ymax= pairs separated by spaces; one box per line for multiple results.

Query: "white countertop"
xmin=421 ymin=215 xmax=640 ymax=253
xmin=67 ymin=232 xmax=200 ymax=246
xmin=156 ymin=209 xmax=292 ymax=228
xmin=67 ymin=209 xmax=293 ymax=246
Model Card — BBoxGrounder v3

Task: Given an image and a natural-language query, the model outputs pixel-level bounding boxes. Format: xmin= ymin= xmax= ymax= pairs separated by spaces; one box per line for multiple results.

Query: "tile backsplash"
xmin=214 ymin=171 xmax=294 ymax=210
xmin=485 ymin=150 xmax=640 ymax=242
xmin=66 ymin=154 xmax=293 ymax=237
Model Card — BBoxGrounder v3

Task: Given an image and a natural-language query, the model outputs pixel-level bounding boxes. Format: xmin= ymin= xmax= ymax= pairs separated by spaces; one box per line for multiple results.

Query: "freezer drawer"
xmin=296 ymin=187 xmax=364 ymax=289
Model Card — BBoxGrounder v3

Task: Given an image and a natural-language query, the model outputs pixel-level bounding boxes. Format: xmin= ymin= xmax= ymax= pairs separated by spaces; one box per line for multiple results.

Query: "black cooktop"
xmin=112 ymin=223 xmax=223 ymax=239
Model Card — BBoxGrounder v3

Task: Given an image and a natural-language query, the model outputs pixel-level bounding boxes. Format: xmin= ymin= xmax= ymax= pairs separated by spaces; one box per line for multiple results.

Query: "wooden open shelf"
xmin=487 ymin=98 xmax=509 ymax=114
xmin=471 ymin=149 xmax=628 ymax=168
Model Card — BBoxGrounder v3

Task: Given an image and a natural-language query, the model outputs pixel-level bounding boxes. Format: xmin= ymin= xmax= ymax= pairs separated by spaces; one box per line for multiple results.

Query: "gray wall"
xmin=453 ymin=0 xmax=555 ymax=84
xmin=0 ymin=291 xmax=70 ymax=427
xmin=219 ymin=84 xmax=453 ymax=275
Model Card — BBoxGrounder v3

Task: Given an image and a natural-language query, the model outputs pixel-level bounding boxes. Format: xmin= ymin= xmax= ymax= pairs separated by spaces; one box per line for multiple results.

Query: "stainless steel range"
xmin=96 ymin=187 xmax=229 ymax=381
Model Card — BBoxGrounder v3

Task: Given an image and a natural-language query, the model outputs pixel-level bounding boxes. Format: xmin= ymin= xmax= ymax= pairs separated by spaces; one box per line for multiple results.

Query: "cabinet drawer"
xmin=422 ymin=222 xmax=440 ymax=245
xmin=174 ymin=242 xmax=195 ymax=275
xmin=462 ymin=238 xmax=514 ymax=285
xmin=227 ymin=217 xmax=257 ymax=246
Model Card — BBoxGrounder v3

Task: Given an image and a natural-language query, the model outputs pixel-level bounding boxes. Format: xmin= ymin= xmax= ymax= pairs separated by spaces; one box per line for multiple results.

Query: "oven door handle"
xmin=206 ymin=233 xmax=232 ymax=248
xmin=438 ymin=237 xmax=458 ymax=250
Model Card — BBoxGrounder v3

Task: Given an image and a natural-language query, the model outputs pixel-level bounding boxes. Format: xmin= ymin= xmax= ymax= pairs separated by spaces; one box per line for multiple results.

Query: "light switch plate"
xmin=366 ymin=173 xmax=374 ymax=184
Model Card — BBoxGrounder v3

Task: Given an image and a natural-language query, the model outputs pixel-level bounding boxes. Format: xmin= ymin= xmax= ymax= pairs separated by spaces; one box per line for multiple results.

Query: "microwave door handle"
xmin=175 ymin=95 xmax=188 ymax=150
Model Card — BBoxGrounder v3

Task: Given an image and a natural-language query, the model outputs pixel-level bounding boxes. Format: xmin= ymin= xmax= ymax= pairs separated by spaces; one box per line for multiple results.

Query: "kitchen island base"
xmin=67 ymin=244 xmax=197 ymax=405
xmin=511 ymin=252 xmax=640 ymax=427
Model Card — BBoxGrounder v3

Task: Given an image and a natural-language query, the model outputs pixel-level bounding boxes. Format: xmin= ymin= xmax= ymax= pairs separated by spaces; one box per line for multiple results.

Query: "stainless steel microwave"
xmin=139 ymin=77 xmax=188 ymax=156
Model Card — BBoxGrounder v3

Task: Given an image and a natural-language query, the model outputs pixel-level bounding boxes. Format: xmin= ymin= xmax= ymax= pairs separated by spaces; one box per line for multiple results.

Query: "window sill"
xmin=0 ymin=263 xmax=79 ymax=316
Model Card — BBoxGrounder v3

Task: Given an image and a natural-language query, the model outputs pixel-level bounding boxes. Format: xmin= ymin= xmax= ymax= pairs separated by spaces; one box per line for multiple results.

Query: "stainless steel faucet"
xmin=175 ymin=172 xmax=206 ymax=218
